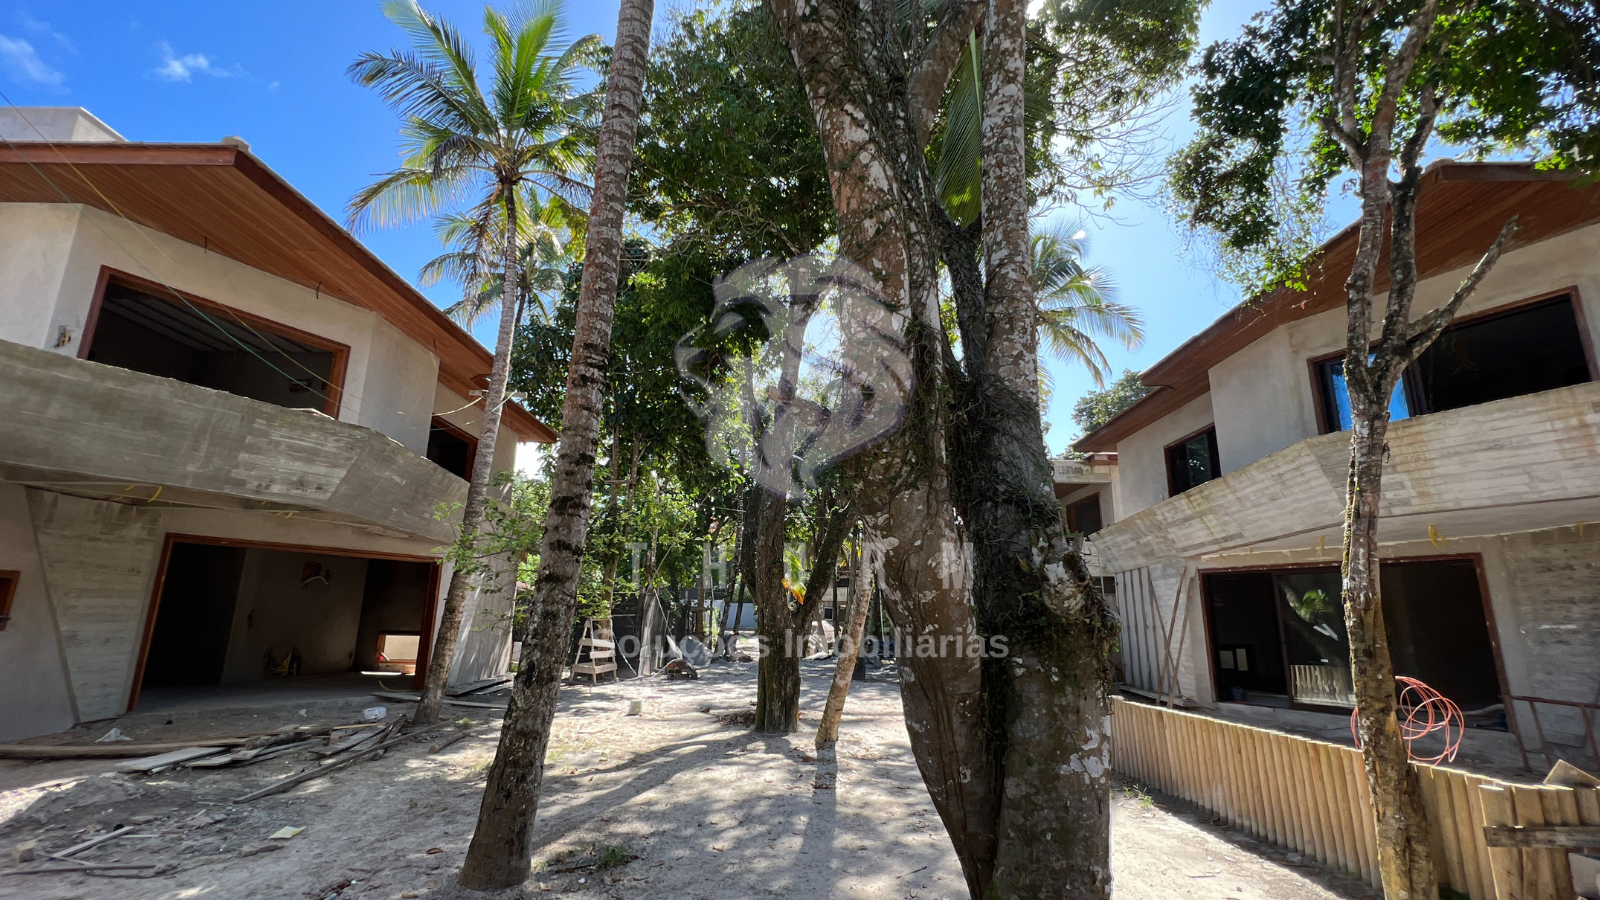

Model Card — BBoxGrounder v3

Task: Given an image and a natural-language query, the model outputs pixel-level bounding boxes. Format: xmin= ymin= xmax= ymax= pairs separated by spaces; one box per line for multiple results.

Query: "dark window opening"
xmin=1203 ymin=560 xmax=1501 ymax=712
xmin=1316 ymin=294 xmax=1592 ymax=432
xmin=1204 ymin=572 xmax=1289 ymax=703
xmin=1066 ymin=496 xmax=1104 ymax=535
xmin=427 ymin=417 xmax=477 ymax=479
xmin=86 ymin=279 xmax=340 ymax=413
xmin=1166 ymin=427 xmax=1221 ymax=496
xmin=0 ymin=570 xmax=19 ymax=630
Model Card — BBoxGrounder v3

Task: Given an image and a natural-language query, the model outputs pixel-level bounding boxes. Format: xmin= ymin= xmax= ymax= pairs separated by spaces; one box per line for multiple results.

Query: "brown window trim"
xmin=1163 ymin=423 xmax=1220 ymax=497
xmin=82 ymin=267 xmax=349 ymax=418
xmin=129 ymin=534 xmax=443 ymax=711
xmin=1307 ymin=286 xmax=1595 ymax=435
xmin=0 ymin=570 xmax=19 ymax=631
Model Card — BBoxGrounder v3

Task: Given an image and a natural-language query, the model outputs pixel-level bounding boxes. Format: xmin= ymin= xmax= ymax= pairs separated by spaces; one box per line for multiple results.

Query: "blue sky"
xmin=0 ymin=0 xmax=1355 ymax=453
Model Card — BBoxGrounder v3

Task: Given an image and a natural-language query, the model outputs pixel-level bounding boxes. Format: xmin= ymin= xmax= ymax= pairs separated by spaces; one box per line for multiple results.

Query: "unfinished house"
xmin=1074 ymin=162 xmax=1600 ymax=773
xmin=0 ymin=109 xmax=557 ymax=742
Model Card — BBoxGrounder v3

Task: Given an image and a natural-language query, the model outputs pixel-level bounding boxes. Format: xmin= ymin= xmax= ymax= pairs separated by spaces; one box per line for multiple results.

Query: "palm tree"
xmin=347 ymin=0 xmax=599 ymax=725
xmin=458 ymin=0 xmax=655 ymax=888
xmin=1032 ymin=223 xmax=1143 ymax=388
xmin=419 ymin=197 xmax=573 ymax=327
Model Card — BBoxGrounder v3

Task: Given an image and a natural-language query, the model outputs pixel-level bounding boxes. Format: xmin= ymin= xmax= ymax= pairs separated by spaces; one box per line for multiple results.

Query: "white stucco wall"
xmin=0 ymin=484 xmax=78 ymax=742
xmin=1209 ymin=326 xmax=1320 ymax=474
xmin=1117 ymin=221 xmax=1600 ymax=508
xmin=432 ymin=384 xmax=523 ymax=476
xmin=1113 ymin=392 xmax=1215 ymax=519
xmin=0 ymin=202 xmax=443 ymax=454
xmin=0 ymin=204 xmax=82 ymax=350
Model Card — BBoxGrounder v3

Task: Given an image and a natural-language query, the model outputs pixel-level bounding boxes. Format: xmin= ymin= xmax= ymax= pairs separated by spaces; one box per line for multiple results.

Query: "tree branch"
xmin=1371 ymin=0 xmax=1440 ymax=148
xmin=909 ymin=0 xmax=985 ymax=146
xmin=1401 ymin=216 xmax=1519 ymax=363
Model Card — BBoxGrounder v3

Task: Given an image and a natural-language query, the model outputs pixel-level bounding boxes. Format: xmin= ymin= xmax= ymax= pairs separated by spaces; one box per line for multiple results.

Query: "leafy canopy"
xmin=1071 ymin=368 xmax=1152 ymax=435
xmin=1170 ymin=0 xmax=1600 ymax=286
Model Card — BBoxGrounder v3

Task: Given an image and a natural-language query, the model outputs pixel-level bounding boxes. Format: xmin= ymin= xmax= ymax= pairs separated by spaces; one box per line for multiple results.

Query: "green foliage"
xmin=436 ymin=470 xmax=552 ymax=634
xmin=1170 ymin=0 xmax=1600 ymax=292
xmin=345 ymin=0 xmax=600 ymax=235
xmin=594 ymin=844 xmax=633 ymax=871
xmin=1033 ymin=223 xmax=1142 ymax=388
xmin=630 ymin=3 xmax=833 ymax=259
xmin=929 ymin=0 xmax=1204 ymax=222
xmin=1070 ymin=368 xmax=1152 ymax=434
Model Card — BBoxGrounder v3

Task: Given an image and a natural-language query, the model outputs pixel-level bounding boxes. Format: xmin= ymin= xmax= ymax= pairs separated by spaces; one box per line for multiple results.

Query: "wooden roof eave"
xmin=0 ymin=141 xmax=557 ymax=443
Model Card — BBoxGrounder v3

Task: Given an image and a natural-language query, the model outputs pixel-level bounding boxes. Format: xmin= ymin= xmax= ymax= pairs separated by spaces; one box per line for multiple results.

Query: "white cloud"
xmin=20 ymin=13 xmax=74 ymax=54
xmin=0 ymin=33 xmax=62 ymax=85
xmin=154 ymin=40 xmax=229 ymax=82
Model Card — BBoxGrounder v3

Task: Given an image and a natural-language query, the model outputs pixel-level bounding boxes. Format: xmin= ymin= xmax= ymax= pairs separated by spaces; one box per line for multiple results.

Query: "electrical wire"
xmin=0 ymin=95 xmax=512 ymax=431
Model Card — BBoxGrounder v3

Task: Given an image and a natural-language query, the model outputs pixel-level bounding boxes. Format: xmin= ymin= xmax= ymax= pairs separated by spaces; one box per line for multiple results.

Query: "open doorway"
xmin=1202 ymin=559 xmax=1502 ymax=713
xmin=132 ymin=538 xmax=439 ymax=710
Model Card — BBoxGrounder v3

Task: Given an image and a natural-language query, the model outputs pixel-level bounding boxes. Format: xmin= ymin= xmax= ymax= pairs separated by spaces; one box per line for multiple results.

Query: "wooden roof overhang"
xmin=0 ymin=141 xmax=557 ymax=443
xmin=1073 ymin=162 xmax=1600 ymax=453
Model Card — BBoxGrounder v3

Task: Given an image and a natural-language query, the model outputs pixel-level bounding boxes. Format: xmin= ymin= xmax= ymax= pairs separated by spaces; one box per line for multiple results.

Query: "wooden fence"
xmin=1110 ymin=698 xmax=1600 ymax=899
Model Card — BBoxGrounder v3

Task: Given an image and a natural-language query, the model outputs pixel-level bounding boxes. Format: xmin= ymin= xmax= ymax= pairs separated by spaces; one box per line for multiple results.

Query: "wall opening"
xmin=426 ymin=416 xmax=477 ymax=479
xmin=134 ymin=540 xmax=437 ymax=708
xmin=1066 ymin=495 xmax=1104 ymax=535
xmin=0 ymin=569 xmax=18 ymax=631
xmin=1316 ymin=293 xmax=1594 ymax=432
xmin=1166 ymin=427 xmax=1221 ymax=496
xmin=140 ymin=543 xmax=247 ymax=687
xmin=84 ymin=273 xmax=345 ymax=415
xmin=1202 ymin=559 xmax=1502 ymax=714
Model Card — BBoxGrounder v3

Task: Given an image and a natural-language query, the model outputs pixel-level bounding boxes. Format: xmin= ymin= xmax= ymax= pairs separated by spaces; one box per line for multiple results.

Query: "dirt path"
xmin=0 ymin=661 xmax=1368 ymax=899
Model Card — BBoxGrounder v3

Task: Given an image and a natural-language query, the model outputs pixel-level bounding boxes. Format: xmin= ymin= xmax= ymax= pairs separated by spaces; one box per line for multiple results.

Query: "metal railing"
xmin=1507 ymin=694 xmax=1600 ymax=774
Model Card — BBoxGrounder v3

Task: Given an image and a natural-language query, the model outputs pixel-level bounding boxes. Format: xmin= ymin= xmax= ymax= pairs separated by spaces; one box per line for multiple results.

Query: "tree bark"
xmin=457 ymin=0 xmax=652 ymax=888
xmin=815 ymin=541 xmax=869 ymax=788
xmin=416 ymin=180 xmax=524 ymax=726
xmin=764 ymin=1 xmax=1111 ymax=896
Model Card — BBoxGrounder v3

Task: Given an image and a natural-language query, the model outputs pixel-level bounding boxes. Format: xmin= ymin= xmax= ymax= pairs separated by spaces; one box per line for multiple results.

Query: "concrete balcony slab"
xmin=1091 ymin=380 xmax=1600 ymax=572
xmin=0 ymin=338 xmax=464 ymax=543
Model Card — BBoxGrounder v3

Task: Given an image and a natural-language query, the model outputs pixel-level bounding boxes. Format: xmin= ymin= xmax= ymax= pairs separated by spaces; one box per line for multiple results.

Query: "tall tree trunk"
xmin=814 ymin=540 xmax=869 ymax=787
xmin=766 ymin=1 xmax=1108 ymax=896
xmin=752 ymin=488 xmax=801 ymax=731
xmin=457 ymin=0 xmax=653 ymax=887
xmin=963 ymin=0 xmax=1113 ymax=894
xmin=416 ymin=183 xmax=525 ymax=725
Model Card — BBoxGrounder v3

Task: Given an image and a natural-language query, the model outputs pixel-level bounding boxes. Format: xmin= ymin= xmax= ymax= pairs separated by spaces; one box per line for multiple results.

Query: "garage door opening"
xmin=133 ymin=539 xmax=438 ymax=710
xmin=84 ymin=272 xmax=346 ymax=416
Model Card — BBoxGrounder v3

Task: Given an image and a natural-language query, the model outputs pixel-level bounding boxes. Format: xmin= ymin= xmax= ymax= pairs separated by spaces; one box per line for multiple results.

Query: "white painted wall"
xmin=1209 ymin=326 xmax=1319 ymax=474
xmin=0 ymin=204 xmax=81 ymax=350
xmin=0 ymin=485 xmax=78 ymax=741
xmin=1113 ymin=392 xmax=1215 ymax=519
xmin=1117 ymin=221 xmax=1600 ymax=511
xmin=432 ymin=384 xmax=523 ymax=476
xmin=0 ymin=107 xmax=123 ymax=143
xmin=220 ymin=550 xmax=371 ymax=683
xmin=0 ymin=203 xmax=443 ymax=454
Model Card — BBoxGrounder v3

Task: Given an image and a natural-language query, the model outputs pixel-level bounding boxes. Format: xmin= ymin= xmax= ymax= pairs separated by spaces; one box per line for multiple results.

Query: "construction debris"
xmin=95 ymin=728 xmax=132 ymax=743
xmin=372 ymin=690 xmax=506 ymax=710
xmin=116 ymin=747 xmax=230 ymax=774
xmin=427 ymin=728 xmax=476 ymax=754
xmin=1546 ymin=758 xmax=1600 ymax=788
xmin=232 ymin=719 xmax=450 ymax=803
xmin=662 ymin=659 xmax=699 ymax=680
xmin=2 ymin=862 xmax=158 ymax=876
xmin=447 ymin=676 xmax=513 ymax=696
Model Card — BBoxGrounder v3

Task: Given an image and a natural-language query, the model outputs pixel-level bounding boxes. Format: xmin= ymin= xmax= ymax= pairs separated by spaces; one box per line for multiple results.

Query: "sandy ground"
xmin=0 ymin=661 xmax=1372 ymax=900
